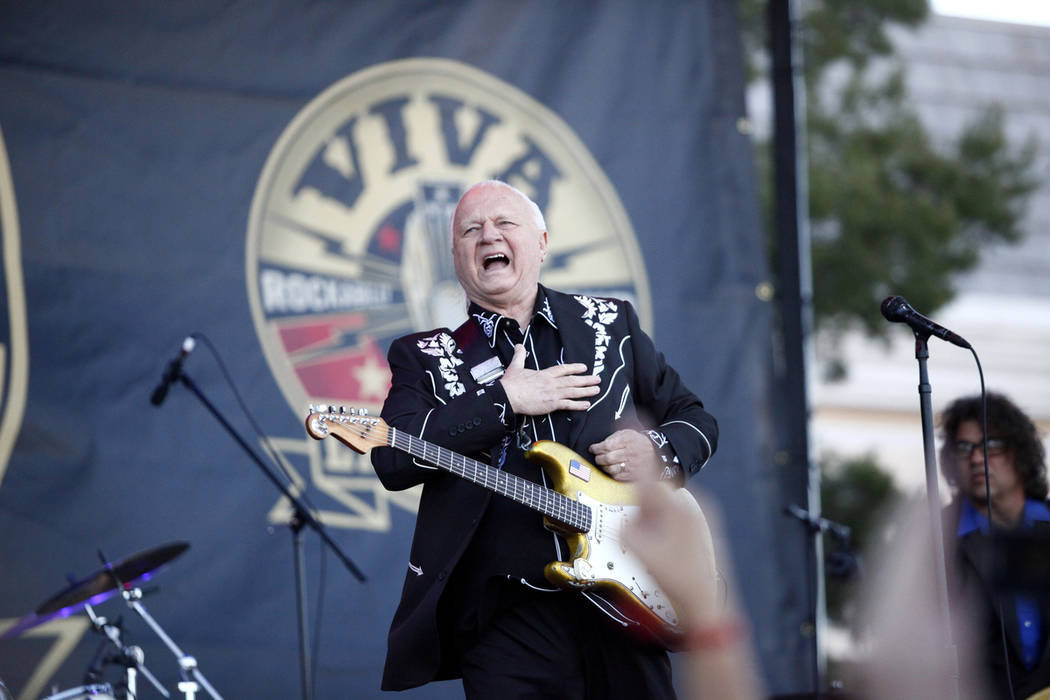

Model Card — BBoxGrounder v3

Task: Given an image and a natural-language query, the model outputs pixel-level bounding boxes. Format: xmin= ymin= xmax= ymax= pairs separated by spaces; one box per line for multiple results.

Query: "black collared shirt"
xmin=471 ymin=286 xmax=683 ymax=480
xmin=443 ymin=287 xmax=571 ymax=638
xmin=466 ymin=285 xmax=565 ymax=446
xmin=443 ymin=286 xmax=684 ymax=642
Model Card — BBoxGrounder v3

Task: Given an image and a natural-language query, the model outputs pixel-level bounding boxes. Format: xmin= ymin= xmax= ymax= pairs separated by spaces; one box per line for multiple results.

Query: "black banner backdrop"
xmin=0 ymin=2 xmax=811 ymax=698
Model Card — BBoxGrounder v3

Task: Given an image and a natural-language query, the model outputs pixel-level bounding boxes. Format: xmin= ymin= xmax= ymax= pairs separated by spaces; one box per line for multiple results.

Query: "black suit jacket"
xmin=950 ymin=501 xmax=1050 ymax=699
xmin=371 ymin=288 xmax=718 ymax=691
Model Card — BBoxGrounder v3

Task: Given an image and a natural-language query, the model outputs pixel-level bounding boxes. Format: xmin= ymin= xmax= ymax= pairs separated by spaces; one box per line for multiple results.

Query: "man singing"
xmin=371 ymin=180 xmax=718 ymax=698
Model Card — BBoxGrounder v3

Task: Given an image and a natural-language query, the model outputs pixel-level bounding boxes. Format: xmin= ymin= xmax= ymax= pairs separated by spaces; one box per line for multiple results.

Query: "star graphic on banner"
xmin=376 ymin=224 xmax=401 ymax=253
xmin=353 ymin=355 xmax=391 ymax=400
xmin=0 ymin=616 xmax=92 ymax=699
xmin=264 ymin=433 xmax=419 ymax=532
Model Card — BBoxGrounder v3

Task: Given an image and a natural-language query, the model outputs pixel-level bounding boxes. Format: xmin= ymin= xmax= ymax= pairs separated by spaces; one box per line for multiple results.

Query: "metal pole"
xmin=292 ymin=517 xmax=312 ymax=700
xmin=769 ymin=0 xmax=823 ymax=693
xmin=914 ymin=334 xmax=960 ymax=700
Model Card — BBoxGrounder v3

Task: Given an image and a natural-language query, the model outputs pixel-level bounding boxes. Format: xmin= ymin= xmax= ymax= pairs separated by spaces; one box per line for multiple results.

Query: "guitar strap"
xmin=451 ymin=317 xmax=514 ymax=468
xmin=451 ymin=316 xmax=504 ymax=386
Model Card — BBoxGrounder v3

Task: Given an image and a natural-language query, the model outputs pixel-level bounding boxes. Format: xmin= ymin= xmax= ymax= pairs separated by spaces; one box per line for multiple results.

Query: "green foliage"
xmin=801 ymin=0 xmax=928 ymax=76
xmin=809 ymin=78 xmax=1037 ymax=335
xmin=740 ymin=0 xmax=1039 ymax=338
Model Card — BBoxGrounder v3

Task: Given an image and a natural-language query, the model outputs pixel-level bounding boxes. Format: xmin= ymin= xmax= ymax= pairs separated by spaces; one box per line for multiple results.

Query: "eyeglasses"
xmin=953 ymin=439 xmax=1009 ymax=458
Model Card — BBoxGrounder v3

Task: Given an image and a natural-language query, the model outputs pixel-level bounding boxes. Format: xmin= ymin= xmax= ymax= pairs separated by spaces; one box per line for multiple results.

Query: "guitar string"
xmin=320 ymin=416 xmax=637 ymax=545
xmin=318 ymin=415 xmax=680 ymax=629
xmin=325 ymin=417 xmax=593 ymax=532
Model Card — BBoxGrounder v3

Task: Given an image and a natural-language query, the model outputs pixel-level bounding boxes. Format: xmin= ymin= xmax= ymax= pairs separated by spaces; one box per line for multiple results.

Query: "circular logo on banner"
xmin=0 ymin=125 xmax=28 ymax=491
xmin=246 ymin=57 xmax=650 ymax=418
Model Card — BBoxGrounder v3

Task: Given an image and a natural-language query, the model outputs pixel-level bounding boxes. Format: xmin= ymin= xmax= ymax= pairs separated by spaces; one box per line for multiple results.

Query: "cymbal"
xmin=36 ymin=541 xmax=190 ymax=615
xmin=0 ymin=541 xmax=189 ymax=640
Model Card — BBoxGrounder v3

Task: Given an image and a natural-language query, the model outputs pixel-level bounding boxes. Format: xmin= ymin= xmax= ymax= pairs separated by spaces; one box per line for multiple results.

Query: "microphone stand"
xmin=172 ymin=369 xmax=366 ymax=700
xmin=912 ymin=331 xmax=959 ymax=700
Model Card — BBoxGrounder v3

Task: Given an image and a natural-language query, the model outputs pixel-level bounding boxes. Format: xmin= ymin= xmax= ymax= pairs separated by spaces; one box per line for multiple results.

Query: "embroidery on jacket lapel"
xmin=471 ymin=310 xmax=501 ymax=347
xmin=573 ymin=295 xmax=632 ymax=414
xmin=539 ymin=295 xmax=556 ymax=327
xmin=574 ymin=295 xmax=617 ymax=375
xmin=574 ymin=294 xmax=618 ymax=376
xmin=417 ymin=332 xmax=465 ymax=398
xmin=588 ymin=336 xmax=630 ymax=413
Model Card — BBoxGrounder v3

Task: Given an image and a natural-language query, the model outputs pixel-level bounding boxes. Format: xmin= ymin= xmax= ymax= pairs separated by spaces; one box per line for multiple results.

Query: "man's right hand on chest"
xmin=499 ymin=343 xmax=600 ymax=416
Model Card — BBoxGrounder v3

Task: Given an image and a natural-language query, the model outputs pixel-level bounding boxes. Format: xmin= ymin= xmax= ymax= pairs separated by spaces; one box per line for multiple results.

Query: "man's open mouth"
xmin=483 ymin=253 xmax=509 ymax=270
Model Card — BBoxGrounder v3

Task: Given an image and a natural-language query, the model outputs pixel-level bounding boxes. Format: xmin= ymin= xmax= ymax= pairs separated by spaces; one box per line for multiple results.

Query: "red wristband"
xmin=683 ymin=619 xmax=745 ymax=651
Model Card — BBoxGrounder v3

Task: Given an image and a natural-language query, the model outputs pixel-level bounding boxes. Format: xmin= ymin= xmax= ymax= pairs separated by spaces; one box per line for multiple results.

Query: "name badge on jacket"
xmin=470 ymin=356 xmax=504 ymax=384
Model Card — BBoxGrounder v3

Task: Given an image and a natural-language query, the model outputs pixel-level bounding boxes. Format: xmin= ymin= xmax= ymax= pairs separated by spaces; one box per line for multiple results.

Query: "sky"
xmin=931 ymin=0 xmax=1050 ymax=26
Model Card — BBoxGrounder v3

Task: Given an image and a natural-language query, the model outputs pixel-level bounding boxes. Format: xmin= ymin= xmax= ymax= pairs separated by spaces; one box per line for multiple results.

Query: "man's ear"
xmin=539 ymin=230 xmax=549 ymax=261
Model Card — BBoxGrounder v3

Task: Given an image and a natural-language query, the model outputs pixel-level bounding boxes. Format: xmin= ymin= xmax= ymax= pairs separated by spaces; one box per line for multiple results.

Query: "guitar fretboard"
xmin=388 ymin=427 xmax=592 ymax=532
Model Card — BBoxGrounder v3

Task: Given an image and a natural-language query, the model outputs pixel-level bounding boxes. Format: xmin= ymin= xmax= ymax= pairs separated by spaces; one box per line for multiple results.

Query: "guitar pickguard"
xmin=545 ymin=492 xmax=680 ymax=635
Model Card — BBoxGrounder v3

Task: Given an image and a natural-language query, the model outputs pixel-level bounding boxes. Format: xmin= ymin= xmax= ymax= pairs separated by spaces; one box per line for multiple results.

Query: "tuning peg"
xmin=361 ymin=408 xmax=369 ymax=416
xmin=339 ymin=406 xmax=346 ymax=415
xmin=308 ymin=403 xmax=315 ymax=414
xmin=327 ymin=404 xmax=336 ymax=414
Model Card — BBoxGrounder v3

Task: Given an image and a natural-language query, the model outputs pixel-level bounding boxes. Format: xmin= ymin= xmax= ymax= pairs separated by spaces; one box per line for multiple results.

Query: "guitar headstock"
xmin=304 ymin=405 xmax=389 ymax=454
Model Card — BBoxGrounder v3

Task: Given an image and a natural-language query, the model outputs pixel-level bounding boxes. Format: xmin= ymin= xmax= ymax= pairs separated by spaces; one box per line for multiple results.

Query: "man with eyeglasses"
xmin=939 ymin=392 xmax=1050 ymax=699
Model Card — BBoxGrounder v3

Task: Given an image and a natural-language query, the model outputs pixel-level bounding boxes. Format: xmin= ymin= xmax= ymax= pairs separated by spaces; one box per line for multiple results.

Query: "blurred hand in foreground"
xmin=623 ymin=476 xmax=762 ymax=700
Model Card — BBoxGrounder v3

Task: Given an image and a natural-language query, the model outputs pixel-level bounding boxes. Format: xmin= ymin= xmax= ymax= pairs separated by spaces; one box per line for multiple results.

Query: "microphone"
xmin=880 ymin=296 xmax=971 ymax=349
xmin=150 ymin=336 xmax=196 ymax=406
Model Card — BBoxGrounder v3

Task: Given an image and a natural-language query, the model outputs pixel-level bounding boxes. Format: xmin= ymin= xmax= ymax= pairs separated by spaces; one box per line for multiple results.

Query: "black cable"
xmin=970 ymin=349 xmax=1016 ymax=700
xmin=190 ymin=332 xmax=320 ymax=513
xmin=178 ymin=331 xmax=336 ymax=696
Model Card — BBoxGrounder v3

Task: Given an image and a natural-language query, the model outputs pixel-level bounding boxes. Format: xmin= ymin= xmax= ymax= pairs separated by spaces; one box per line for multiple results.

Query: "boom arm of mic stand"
xmin=175 ymin=370 xmax=365 ymax=700
xmin=175 ymin=372 xmax=366 ymax=582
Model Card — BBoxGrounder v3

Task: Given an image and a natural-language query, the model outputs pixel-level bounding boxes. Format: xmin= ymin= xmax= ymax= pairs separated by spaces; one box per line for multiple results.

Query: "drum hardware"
xmin=35 ymin=543 xmax=190 ymax=620
xmin=81 ymin=602 xmax=168 ymax=699
xmin=0 ymin=542 xmax=189 ymax=643
xmin=114 ymin=586 xmax=221 ymax=700
xmin=40 ymin=683 xmax=115 ymax=699
xmin=2 ymin=542 xmax=221 ymax=699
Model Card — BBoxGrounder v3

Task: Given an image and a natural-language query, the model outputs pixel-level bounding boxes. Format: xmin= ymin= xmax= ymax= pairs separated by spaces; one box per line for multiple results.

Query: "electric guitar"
xmin=304 ymin=405 xmax=699 ymax=650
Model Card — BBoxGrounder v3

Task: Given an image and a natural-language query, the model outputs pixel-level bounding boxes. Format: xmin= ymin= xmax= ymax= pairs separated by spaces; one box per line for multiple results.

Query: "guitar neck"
xmin=387 ymin=428 xmax=590 ymax=531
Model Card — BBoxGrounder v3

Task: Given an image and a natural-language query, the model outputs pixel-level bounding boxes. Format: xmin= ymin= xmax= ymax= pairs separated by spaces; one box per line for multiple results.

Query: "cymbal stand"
xmin=118 ymin=645 xmax=143 ymax=700
xmin=120 ymin=587 xmax=223 ymax=700
xmin=83 ymin=603 xmax=170 ymax=698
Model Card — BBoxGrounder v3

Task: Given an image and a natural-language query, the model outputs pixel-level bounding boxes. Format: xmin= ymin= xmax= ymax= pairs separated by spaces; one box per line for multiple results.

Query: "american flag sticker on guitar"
xmin=568 ymin=459 xmax=591 ymax=482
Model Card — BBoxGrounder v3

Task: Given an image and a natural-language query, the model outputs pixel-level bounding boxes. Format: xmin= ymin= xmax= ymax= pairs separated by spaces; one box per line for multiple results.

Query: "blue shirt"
xmin=958 ymin=498 xmax=1050 ymax=669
